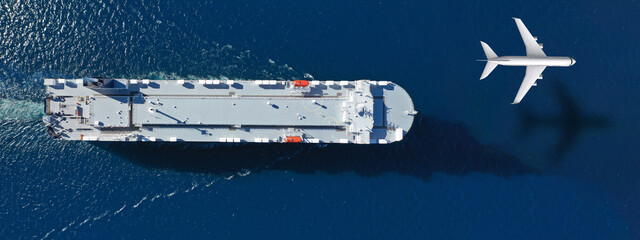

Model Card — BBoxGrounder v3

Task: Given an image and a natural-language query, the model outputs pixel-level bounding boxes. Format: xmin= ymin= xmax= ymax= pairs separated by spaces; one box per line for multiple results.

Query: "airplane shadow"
xmin=93 ymin=114 xmax=538 ymax=181
xmin=517 ymin=81 xmax=611 ymax=163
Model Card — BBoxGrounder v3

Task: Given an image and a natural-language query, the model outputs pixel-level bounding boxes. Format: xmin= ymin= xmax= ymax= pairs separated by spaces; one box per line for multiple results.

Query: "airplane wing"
xmin=513 ymin=18 xmax=546 ymax=57
xmin=513 ymin=66 xmax=546 ymax=104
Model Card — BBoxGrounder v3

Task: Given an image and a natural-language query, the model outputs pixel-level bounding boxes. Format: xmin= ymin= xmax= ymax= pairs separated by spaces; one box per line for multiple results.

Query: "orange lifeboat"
xmin=292 ymin=80 xmax=309 ymax=87
xmin=285 ymin=136 xmax=303 ymax=143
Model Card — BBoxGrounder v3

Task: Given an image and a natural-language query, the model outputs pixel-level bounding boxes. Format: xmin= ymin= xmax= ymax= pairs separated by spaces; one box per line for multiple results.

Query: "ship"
xmin=43 ymin=77 xmax=416 ymax=144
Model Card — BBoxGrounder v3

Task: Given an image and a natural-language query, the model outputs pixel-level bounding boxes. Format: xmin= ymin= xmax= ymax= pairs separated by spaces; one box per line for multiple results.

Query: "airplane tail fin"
xmin=479 ymin=41 xmax=498 ymax=80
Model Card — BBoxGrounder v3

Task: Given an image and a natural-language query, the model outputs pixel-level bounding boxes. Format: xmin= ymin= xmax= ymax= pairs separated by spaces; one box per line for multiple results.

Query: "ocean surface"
xmin=1 ymin=0 xmax=639 ymax=239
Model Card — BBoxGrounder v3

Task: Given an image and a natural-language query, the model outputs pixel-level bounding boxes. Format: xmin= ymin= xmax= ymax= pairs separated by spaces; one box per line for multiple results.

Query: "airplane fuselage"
xmin=479 ymin=18 xmax=575 ymax=103
xmin=489 ymin=56 xmax=575 ymax=67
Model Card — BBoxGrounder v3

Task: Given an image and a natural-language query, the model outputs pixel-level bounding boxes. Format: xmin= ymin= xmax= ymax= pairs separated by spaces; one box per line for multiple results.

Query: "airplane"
xmin=478 ymin=18 xmax=576 ymax=104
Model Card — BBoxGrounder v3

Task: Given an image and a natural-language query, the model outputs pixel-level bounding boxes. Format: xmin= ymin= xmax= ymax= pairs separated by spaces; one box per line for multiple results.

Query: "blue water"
xmin=1 ymin=0 xmax=638 ymax=239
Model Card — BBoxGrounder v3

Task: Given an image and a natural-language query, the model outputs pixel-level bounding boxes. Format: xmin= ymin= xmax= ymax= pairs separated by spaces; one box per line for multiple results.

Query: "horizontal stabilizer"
xmin=480 ymin=41 xmax=498 ymax=59
xmin=479 ymin=41 xmax=499 ymax=80
xmin=480 ymin=62 xmax=498 ymax=80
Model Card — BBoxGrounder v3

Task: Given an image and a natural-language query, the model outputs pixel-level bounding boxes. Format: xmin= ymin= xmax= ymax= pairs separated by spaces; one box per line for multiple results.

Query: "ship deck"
xmin=43 ymin=78 xmax=416 ymax=144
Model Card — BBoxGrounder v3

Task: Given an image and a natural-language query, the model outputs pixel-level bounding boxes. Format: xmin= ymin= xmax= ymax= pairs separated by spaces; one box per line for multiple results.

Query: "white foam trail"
xmin=78 ymin=217 xmax=90 ymax=226
xmin=133 ymin=196 xmax=147 ymax=208
xmin=113 ymin=205 xmax=126 ymax=215
xmin=92 ymin=211 xmax=109 ymax=221
xmin=238 ymin=169 xmax=251 ymax=177
xmin=60 ymin=222 xmax=73 ymax=232
xmin=41 ymin=229 xmax=55 ymax=240
xmin=150 ymin=194 xmax=161 ymax=201
xmin=64 ymin=221 xmax=76 ymax=230
xmin=0 ymin=99 xmax=42 ymax=121
xmin=205 ymin=179 xmax=218 ymax=187
xmin=303 ymin=73 xmax=314 ymax=79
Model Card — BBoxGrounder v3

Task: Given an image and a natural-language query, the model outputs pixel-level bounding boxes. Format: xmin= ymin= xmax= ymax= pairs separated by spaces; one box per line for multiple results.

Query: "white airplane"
xmin=479 ymin=18 xmax=576 ymax=104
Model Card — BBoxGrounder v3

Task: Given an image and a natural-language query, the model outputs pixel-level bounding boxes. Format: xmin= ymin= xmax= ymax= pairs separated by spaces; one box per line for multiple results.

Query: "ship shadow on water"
xmin=94 ymin=114 xmax=538 ymax=180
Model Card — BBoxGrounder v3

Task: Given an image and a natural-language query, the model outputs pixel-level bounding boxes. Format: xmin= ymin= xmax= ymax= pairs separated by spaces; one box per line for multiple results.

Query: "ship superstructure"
xmin=43 ymin=78 xmax=416 ymax=144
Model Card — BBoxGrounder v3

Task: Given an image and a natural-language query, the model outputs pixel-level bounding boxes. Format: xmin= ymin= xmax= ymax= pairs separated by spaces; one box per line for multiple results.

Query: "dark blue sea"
xmin=1 ymin=0 xmax=638 ymax=239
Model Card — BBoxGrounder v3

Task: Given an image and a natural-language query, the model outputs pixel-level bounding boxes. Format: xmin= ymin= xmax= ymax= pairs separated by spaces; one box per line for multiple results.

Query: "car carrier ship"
xmin=43 ymin=78 xmax=416 ymax=144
